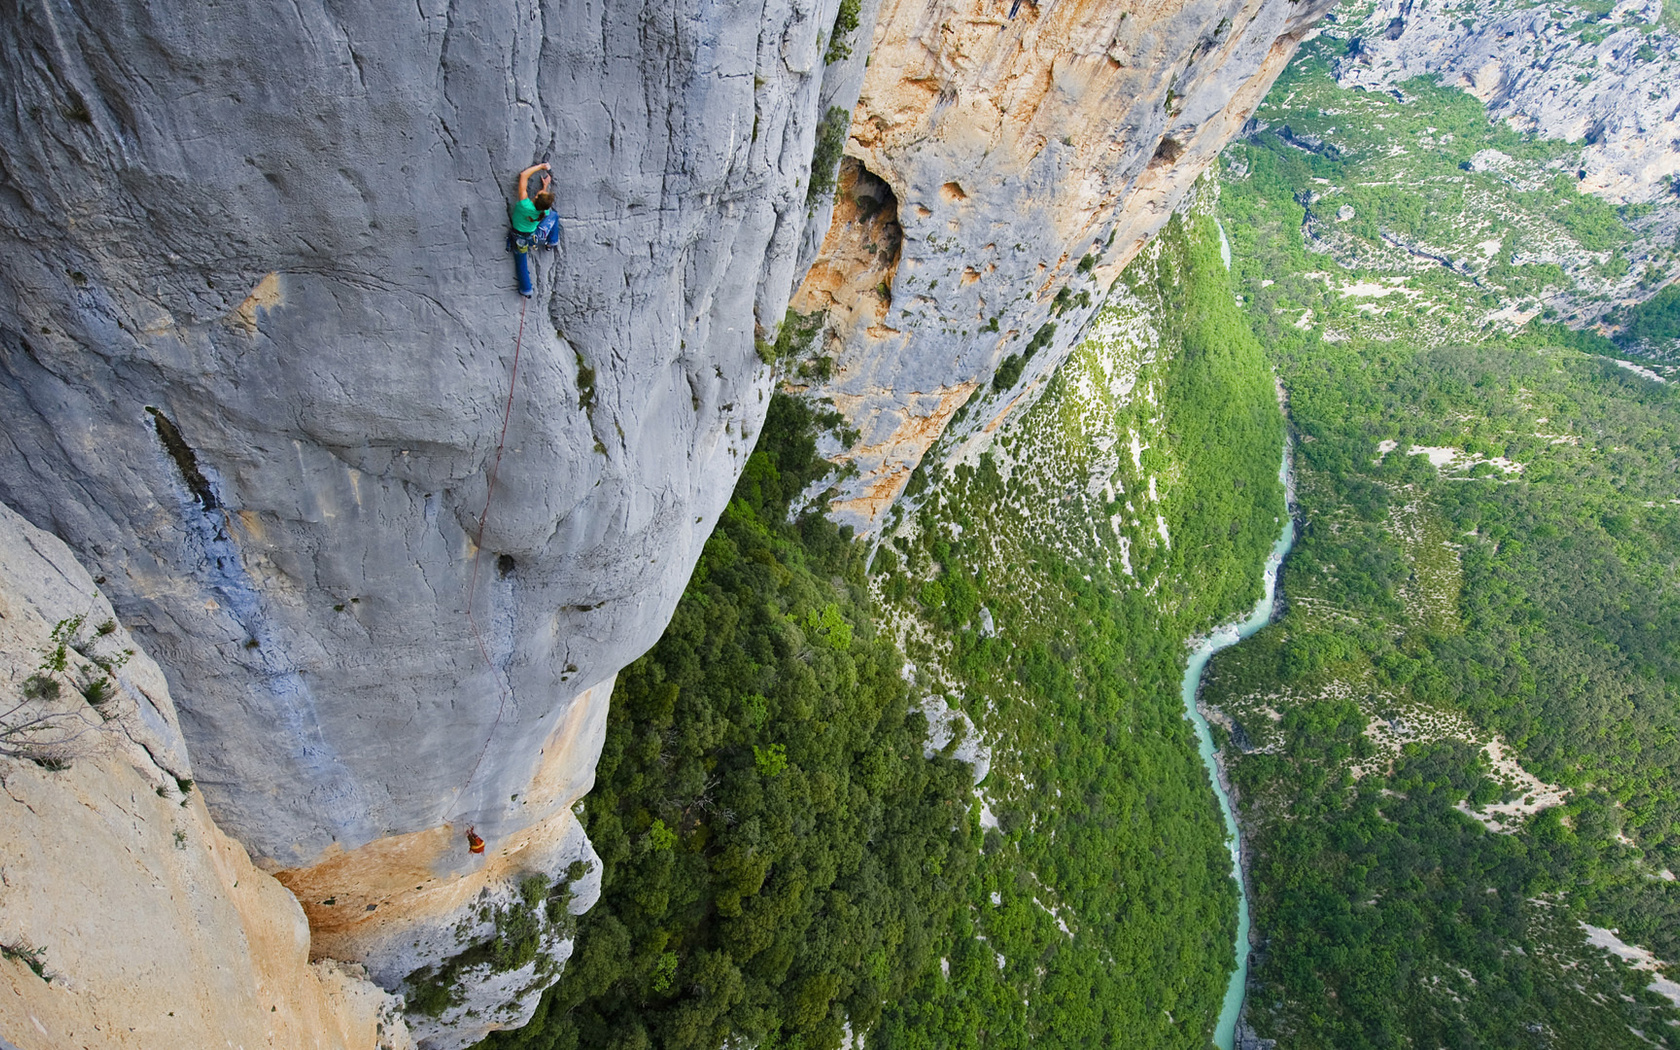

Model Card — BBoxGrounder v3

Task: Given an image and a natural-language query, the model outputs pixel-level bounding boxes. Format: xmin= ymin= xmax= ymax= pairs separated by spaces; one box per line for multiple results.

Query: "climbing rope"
xmin=467 ymin=293 xmax=528 ymax=634
xmin=447 ymin=294 xmax=529 ymax=833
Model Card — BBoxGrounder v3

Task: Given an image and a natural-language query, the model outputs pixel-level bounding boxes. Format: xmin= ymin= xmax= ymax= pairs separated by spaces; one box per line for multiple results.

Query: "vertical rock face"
xmin=0 ymin=0 xmax=872 ymax=1041
xmin=792 ymin=0 xmax=1335 ymax=532
xmin=0 ymin=0 xmax=863 ymax=869
xmin=0 ymin=501 xmax=411 ymax=1050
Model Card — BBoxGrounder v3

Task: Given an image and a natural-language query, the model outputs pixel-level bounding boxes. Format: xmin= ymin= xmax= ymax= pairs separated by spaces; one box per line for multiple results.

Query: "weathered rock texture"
xmin=1333 ymin=0 xmax=1680 ymax=204
xmin=791 ymin=0 xmax=1336 ymax=532
xmin=0 ymin=0 xmax=1341 ymax=1042
xmin=0 ymin=501 xmax=410 ymax=1050
xmin=0 ymin=0 xmax=874 ymax=1040
xmin=274 ymin=678 xmax=610 ymax=1045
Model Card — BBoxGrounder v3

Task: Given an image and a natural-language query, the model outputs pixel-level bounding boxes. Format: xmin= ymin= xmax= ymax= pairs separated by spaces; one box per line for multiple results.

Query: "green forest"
xmin=865 ymin=209 xmax=1286 ymax=1050
xmin=1206 ymin=30 xmax=1680 ymax=1049
xmin=484 ymin=23 xmax=1680 ymax=1050
xmin=483 ymin=396 xmax=978 ymax=1050
xmin=483 ymin=208 xmax=1288 ymax=1049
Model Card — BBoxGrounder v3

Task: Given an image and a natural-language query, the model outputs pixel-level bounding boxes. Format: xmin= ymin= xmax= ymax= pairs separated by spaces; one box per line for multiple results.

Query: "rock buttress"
xmin=792 ymin=0 xmax=1336 ymax=533
xmin=0 ymin=501 xmax=412 ymax=1050
xmin=0 ymin=0 xmax=876 ymax=1042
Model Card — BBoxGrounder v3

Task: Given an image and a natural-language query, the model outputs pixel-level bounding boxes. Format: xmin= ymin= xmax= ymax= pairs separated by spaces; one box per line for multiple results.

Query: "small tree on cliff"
xmin=3 ymin=616 xmax=131 ymax=770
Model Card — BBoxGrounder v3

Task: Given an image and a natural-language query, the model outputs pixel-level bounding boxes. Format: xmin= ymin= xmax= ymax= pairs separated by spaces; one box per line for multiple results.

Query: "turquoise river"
xmin=1180 ymin=444 xmax=1295 ymax=1049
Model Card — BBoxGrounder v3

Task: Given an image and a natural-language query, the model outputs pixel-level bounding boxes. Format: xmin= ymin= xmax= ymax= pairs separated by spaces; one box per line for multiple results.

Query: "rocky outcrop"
xmin=273 ymin=679 xmax=609 ymax=1045
xmin=0 ymin=501 xmax=410 ymax=1050
xmin=791 ymin=0 xmax=1337 ymax=533
xmin=1280 ymin=0 xmax=1680 ymax=328
xmin=1333 ymin=0 xmax=1680 ymax=204
xmin=0 ymin=0 xmax=874 ymax=1041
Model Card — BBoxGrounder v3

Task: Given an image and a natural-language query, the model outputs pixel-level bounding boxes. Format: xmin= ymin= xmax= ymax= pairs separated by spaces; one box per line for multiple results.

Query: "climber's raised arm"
xmin=516 ymin=162 xmax=551 ymax=200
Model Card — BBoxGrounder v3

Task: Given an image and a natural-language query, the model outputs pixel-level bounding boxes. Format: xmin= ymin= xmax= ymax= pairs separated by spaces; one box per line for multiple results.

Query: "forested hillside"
xmin=483 ymin=205 xmax=1287 ymax=1050
xmin=1207 ymin=30 xmax=1680 ymax=1047
xmin=864 ymin=206 xmax=1286 ymax=1050
xmin=484 ymin=18 xmax=1680 ymax=1050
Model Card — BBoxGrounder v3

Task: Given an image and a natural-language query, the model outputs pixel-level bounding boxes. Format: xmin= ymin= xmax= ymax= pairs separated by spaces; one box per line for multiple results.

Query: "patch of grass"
xmin=2 ymin=942 xmax=49 ymax=981
xmin=20 ymin=674 xmax=59 ymax=701
xmin=79 ymin=678 xmax=111 ymax=707
xmin=991 ymin=352 xmax=1024 ymax=391
xmin=1022 ymin=320 xmax=1057 ymax=358
xmin=574 ymin=352 xmax=596 ymax=414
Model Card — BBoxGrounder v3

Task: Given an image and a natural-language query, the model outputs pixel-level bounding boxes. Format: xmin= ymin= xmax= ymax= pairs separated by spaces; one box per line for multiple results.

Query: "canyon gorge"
xmin=6 ymin=0 xmax=1680 ymax=1047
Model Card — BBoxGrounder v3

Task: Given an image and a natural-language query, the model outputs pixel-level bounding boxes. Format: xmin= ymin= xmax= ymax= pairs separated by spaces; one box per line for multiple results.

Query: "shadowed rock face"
xmin=792 ymin=0 xmax=1336 ymax=532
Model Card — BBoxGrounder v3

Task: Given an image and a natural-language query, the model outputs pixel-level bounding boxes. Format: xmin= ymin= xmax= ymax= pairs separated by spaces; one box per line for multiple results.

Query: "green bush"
xmin=807 ymin=108 xmax=851 ymax=206
xmin=824 ymin=0 xmax=861 ymax=63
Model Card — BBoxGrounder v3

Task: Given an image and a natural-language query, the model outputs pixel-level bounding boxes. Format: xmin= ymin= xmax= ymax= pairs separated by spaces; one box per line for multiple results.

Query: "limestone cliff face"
xmin=0 ymin=0 xmax=869 ymax=864
xmin=1291 ymin=0 xmax=1680 ymax=330
xmin=1333 ymin=0 xmax=1680 ymax=204
xmin=0 ymin=501 xmax=410 ymax=1050
xmin=791 ymin=0 xmax=1336 ymax=532
xmin=0 ymin=0 xmax=871 ymax=1041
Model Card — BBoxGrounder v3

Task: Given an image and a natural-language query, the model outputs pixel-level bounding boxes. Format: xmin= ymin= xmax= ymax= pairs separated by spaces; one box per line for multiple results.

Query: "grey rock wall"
xmin=0 ymin=500 xmax=414 ymax=1050
xmin=0 ymin=0 xmax=862 ymax=874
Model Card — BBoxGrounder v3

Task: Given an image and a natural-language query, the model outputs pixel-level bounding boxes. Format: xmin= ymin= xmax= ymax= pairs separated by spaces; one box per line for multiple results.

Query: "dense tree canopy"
xmin=1209 ymin=33 xmax=1680 ymax=1048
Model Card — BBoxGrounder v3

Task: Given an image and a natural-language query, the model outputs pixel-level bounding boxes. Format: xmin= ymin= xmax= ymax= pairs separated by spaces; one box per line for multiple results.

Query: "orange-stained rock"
xmin=0 ymin=501 xmax=410 ymax=1050
xmin=795 ymin=0 xmax=1335 ymax=534
xmin=271 ymin=677 xmax=611 ymax=1049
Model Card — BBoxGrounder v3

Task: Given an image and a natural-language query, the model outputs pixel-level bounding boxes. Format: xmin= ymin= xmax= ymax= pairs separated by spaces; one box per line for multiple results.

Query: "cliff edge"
xmin=0 ymin=0 xmax=870 ymax=1041
xmin=792 ymin=0 xmax=1336 ymax=532
xmin=0 ymin=501 xmax=411 ymax=1050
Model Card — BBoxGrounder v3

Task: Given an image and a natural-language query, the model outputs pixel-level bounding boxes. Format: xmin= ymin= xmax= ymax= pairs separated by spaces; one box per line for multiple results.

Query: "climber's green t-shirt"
xmin=510 ymin=198 xmax=545 ymax=233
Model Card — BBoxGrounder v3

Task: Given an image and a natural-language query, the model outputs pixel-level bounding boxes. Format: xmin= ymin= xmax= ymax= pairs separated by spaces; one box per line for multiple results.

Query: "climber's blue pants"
xmin=509 ymin=213 xmax=561 ymax=298
xmin=535 ymin=211 xmax=560 ymax=247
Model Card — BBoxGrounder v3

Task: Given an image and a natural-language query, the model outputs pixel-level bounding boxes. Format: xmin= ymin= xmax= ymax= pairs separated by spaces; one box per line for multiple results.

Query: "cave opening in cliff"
xmin=793 ymin=155 xmax=907 ymax=326
xmin=838 ymin=156 xmax=902 ymax=278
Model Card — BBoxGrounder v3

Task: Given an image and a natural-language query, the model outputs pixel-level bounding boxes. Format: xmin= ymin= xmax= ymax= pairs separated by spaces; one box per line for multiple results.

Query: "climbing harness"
xmin=446 ymin=293 xmax=530 ymax=850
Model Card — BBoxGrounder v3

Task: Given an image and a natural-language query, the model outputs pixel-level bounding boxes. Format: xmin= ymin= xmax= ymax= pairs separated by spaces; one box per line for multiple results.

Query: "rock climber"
xmin=507 ymin=161 xmax=560 ymax=298
xmin=466 ymin=826 xmax=486 ymax=854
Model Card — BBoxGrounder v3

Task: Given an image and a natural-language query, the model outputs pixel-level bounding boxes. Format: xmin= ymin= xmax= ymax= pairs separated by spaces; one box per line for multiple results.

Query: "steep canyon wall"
xmin=0 ymin=501 xmax=412 ymax=1050
xmin=0 ymin=0 xmax=876 ymax=1041
xmin=0 ymin=0 xmax=1326 ymax=1044
xmin=794 ymin=0 xmax=1336 ymax=532
xmin=1333 ymin=0 xmax=1680 ymax=205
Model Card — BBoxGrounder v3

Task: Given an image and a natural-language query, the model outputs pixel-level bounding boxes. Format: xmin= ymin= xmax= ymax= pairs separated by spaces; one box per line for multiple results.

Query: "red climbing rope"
xmin=450 ymin=294 xmax=529 ymax=836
